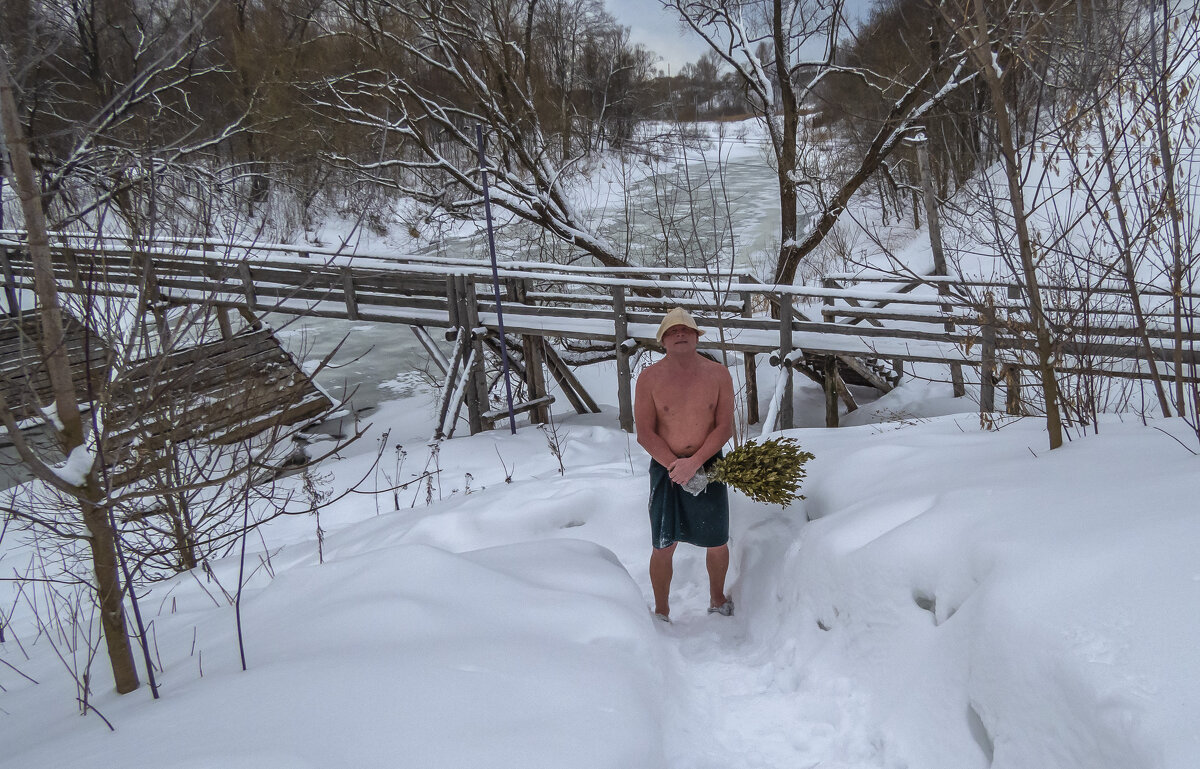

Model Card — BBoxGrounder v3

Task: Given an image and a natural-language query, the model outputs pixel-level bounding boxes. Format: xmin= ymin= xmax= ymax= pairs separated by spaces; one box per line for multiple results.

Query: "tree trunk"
xmin=0 ymin=54 xmax=85 ymax=451
xmin=1149 ymin=0 xmax=1188 ymax=416
xmin=1096 ymin=116 xmax=1171 ymax=417
xmin=772 ymin=0 xmax=800 ymax=287
xmin=773 ymin=65 xmax=945 ymax=285
xmin=0 ymin=50 xmax=141 ymax=693
xmin=965 ymin=0 xmax=1062 ymax=449
xmin=83 ymin=477 xmax=141 ymax=694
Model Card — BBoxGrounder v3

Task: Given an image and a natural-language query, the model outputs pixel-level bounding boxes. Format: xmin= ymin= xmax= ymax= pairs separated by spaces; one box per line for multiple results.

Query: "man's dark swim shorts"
xmin=648 ymin=455 xmax=729 ymax=549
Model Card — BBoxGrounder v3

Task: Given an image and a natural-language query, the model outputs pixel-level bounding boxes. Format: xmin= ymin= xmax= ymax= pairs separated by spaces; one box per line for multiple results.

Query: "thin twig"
xmin=1151 ymin=425 xmax=1198 ymax=456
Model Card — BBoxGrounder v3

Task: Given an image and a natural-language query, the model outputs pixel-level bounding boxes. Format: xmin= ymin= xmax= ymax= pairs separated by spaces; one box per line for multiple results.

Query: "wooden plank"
xmin=482 ymin=395 xmax=555 ymax=422
xmin=0 ymin=312 xmax=110 ymax=421
xmin=835 ymin=354 xmax=894 ymax=394
xmin=434 ymin=330 xmax=467 ymax=440
xmin=104 ymin=329 xmax=332 ymax=459
xmin=542 ymin=341 xmax=600 ymax=414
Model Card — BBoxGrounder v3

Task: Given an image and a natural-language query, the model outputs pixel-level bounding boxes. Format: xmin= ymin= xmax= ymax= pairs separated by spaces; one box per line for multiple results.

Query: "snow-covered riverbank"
xmin=3 ymin=366 xmax=1198 ymax=768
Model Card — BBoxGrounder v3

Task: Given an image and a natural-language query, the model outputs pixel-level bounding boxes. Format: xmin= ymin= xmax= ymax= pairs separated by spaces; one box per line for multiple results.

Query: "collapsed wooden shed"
xmin=0 ymin=311 xmax=333 ymax=487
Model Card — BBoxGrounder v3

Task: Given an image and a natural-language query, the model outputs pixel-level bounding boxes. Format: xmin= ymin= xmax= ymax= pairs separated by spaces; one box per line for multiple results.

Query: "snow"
xmin=50 ymin=442 xmax=94 ymax=487
xmin=4 ymin=39 xmax=1200 ymax=766
xmin=4 ymin=358 xmax=1200 ymax=769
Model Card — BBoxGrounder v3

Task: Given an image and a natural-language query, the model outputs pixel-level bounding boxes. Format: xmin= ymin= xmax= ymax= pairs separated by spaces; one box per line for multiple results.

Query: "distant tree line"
xmin=0 ymin=1 xmax=662 ymax=231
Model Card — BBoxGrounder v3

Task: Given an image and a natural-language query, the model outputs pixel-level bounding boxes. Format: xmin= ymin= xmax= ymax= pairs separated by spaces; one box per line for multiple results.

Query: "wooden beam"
xmin=239 ymin=262 xmax=257 ymax=315
xmin=513 ymin=279 xmax=550 ymax=425
xmin=482 ymin=395 xmax=555 ymax=422
xmin=459 ymin=276 xmax=487 ymax=435
xmin=410 ymin=325 xmax=449 ymax=377
xmin=434 ymin=330 xmax=467 ymax=440
xmin=740 ymin=276 xmax=760 ymax=425
xmin=0 ymin=248 xmax=19 ymax=315
xmin=342 ymin=267 xmax=359 ymax=321
xmin=541 ymin=340 xmax=600 ymax=414
xmin=824 ymin=355 xmax=839 ymax=428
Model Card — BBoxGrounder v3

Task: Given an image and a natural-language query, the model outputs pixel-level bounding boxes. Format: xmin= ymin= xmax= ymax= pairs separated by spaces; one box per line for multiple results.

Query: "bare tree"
xmin=317 ymin=0 xmax=652 ymax=268
xmin=1 ymin=48 xmax=140 ymax=693
xmin=939 ymin=0 xmax=1069 ymax=448
xmin=1143 ymin=0 xmax=1199 ymax=427
xmin=664 ymin=0 xmax=976 ymax=286
xmin=0 ymin=18 xmax=362 ymax=698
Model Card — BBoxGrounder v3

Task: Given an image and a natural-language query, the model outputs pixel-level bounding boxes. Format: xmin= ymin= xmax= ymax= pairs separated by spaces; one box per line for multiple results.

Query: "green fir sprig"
xmin=708 ymin=437 xmax=814 ymax=507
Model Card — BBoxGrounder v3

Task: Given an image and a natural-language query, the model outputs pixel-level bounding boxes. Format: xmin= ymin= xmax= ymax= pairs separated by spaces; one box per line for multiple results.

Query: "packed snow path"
xmin=647 ymin=513 xmax=890 ymax=769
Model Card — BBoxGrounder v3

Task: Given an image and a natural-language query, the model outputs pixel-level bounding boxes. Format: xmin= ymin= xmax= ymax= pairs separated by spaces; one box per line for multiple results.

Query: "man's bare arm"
xmin=634 ymin=372 xmax=679 ymax=467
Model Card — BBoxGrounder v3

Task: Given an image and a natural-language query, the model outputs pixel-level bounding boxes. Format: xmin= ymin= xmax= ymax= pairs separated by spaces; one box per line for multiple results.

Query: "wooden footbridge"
xmin=3 ymin=231 xmax=1197 ymax=440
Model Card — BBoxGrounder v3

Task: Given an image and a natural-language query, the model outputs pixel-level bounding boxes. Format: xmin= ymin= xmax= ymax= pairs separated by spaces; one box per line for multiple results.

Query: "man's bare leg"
xmin=706 ymin=543 xmax=730 ymax=609
xmin=650 ymin=543 xmax=677 ymax=617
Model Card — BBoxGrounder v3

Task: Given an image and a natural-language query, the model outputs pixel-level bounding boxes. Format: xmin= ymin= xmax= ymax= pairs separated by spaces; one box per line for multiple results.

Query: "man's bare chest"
xmin=654 ymin=375 xmax=719 ymax=417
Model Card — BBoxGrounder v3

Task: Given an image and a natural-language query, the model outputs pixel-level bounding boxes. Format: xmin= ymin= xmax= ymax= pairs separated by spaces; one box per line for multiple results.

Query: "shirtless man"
xmin=634 ymin=307 xmax=735 ymax=621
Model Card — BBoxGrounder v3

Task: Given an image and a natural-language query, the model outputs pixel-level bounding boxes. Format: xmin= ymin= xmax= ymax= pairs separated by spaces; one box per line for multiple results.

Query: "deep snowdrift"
xmin=3 ymin=380 xmax=1198 ymax=768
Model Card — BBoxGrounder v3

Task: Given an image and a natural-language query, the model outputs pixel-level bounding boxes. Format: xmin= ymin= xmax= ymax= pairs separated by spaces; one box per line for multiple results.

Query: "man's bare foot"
xmin=707 ymin=597 xmax=734 ymax=617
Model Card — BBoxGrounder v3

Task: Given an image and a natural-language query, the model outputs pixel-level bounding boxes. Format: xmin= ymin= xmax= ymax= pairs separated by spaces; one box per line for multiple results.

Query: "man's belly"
xmin=660 ymin=425 xmax=714 ymax=457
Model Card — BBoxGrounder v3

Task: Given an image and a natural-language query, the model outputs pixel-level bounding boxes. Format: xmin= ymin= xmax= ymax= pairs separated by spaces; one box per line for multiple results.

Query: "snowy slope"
xmin=4 ymin=375 xmax=1199 ymax=768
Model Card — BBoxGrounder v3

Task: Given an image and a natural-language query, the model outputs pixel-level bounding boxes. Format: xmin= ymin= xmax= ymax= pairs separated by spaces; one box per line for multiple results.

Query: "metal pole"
xmin=476 ymin=124 xmax=517 ymax=434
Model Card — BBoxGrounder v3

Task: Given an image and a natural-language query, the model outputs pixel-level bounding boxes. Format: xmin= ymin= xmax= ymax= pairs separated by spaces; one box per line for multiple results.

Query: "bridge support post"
xmin=612 ymin=285 xmax=634 ymax=433
xmin=458 ymin=276 xmax=488 ymax=435
xmin=341 ymin=267 xmax=359 ymax=320
xmin=515 ymin=279 xmax=550 ymax=425
xmin=1004 ymin=364 xmax=1022 ymax=415
xmin=135 ymin=251 xmax=171 ymax=349
xmin=778 ymin=295 xmax=794 ymax=431
xmin=0 ymin=248 xmax=19 ymax=316
xmin=238 ymin=263 xmax=260 ymax=329
xmin=824 ymin=355 xmax=840 ymax=428
xmin=740 ymin=276 xmax=759 ymax=425
xmin=980 ymin=302 xmax=997 ymax=414
xmin=445 ymin=276 xmax=460 ymax=336
xmin=216 ymin=307 xmax=234 ymax=340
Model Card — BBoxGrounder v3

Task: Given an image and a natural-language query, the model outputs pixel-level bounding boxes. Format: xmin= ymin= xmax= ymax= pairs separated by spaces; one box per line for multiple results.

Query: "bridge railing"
xmin=3 ymin=234 xmax=1197 ymax=433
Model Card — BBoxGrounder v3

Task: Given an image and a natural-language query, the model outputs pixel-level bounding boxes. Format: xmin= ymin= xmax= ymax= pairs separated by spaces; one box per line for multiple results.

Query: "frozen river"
xmin=0 ymin=129 xmax=781 ymax=488
xmin=283 ymin=131 xmax=781 ymax=415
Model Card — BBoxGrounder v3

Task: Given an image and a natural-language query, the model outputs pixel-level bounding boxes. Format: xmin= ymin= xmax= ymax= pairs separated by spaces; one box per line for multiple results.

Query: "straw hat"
xmin=655 ymin=307 xmax=704 ymax=345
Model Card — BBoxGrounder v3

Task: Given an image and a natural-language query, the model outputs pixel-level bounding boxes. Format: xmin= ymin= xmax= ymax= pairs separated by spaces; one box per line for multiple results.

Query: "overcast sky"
xmin=606 ymin=0 xmax=875 ymax=75
xmin=604 ymin=0 xmax=705 ymax=74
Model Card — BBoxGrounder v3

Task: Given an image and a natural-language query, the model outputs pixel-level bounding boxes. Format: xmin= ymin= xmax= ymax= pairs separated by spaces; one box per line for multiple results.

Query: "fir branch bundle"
xmin=705 ymin=437 xmax=814 ymax=507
